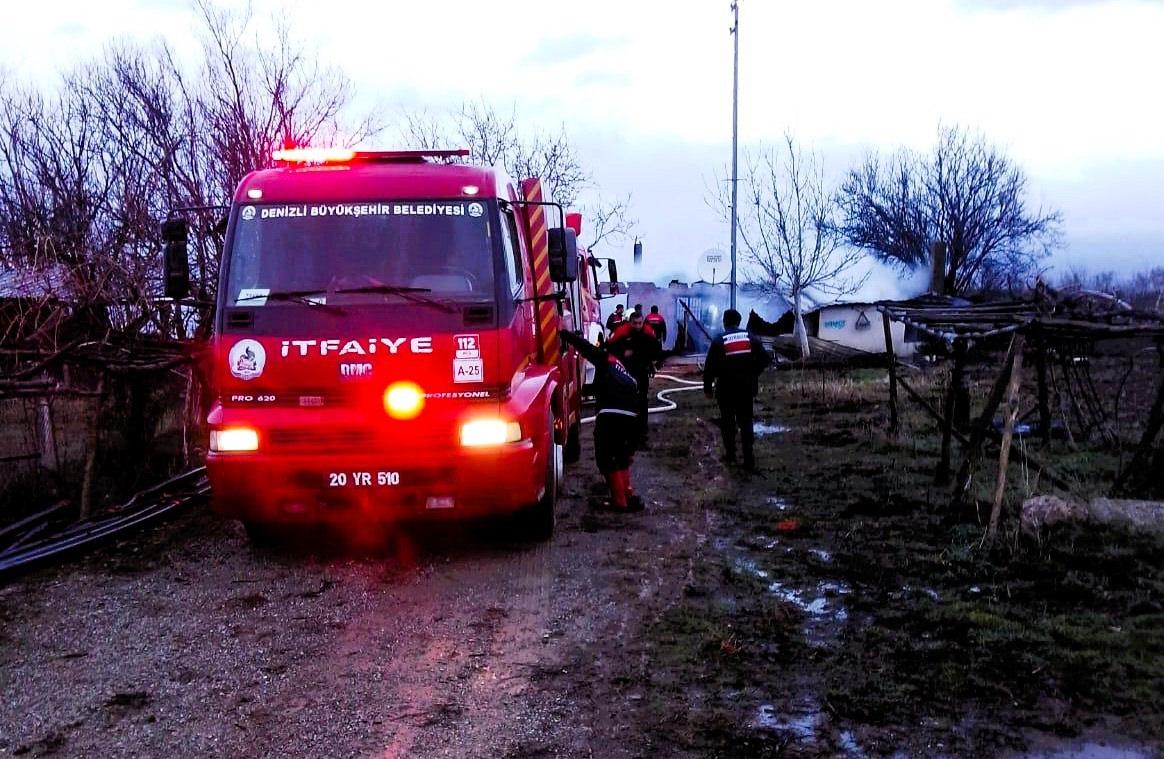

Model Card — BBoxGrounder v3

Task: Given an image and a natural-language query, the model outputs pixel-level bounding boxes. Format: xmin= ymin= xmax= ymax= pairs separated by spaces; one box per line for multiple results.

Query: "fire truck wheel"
xmin=242 ymin=521 xmax=280 ymax=546
xmin=564 ymin=421 xmax=582 ymax=464
xmin=519 ymin=416 xmax=558 ymax=540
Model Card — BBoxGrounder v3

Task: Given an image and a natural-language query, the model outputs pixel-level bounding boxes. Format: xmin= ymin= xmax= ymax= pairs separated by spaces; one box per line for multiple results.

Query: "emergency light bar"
xmin=271 ymin=148 xmax=471 ymax=164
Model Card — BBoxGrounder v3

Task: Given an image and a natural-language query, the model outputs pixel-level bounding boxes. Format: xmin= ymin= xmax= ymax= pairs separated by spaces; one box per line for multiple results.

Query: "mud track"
xmin=2 ymin=369 xmax=1161 ymax=758
xmin=0 ymin=411 xmax=708 ymax=758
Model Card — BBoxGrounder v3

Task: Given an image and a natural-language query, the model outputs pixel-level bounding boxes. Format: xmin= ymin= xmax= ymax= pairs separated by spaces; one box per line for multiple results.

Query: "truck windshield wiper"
xmin=332 ymin=284 xmax=456 ymax=313
xmin=235 ymin=289 xmax=345 ymax=314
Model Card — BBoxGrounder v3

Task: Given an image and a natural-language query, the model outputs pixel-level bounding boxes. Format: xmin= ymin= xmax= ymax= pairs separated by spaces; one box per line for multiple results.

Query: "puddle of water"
xmin=1020 ymin=744 xmax=1154 ymax=759
xmin=901 ymin=584 xmax=942 ymax=602
xmin=839 ymin=730 xmax=867 ymax=757
xmin=740 ymin=534 xmax=781 ymax=551
xmin=753 ymin=702 xmax=818 ymax=741
xmin=733 ymin=556 xmax=769 ymax=579
xmin=754 ymin=421 xmax=790 ymax=436
xmin=765 ymin=496 xmax=791 ymax=511
xmin=838 ymin=731 xmax=866 ymax=754
xmin=767 ymin=580 xmax=851 ymax=641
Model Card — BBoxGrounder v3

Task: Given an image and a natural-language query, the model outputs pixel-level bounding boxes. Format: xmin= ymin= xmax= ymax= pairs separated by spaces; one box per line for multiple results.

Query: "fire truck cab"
xmin=163 ymin=148 xmax=609 ymax=540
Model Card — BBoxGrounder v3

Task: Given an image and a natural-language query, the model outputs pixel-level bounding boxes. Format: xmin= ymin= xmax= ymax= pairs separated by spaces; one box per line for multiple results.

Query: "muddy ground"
xmin=1 ymin=368 xmax=1161 ymax=757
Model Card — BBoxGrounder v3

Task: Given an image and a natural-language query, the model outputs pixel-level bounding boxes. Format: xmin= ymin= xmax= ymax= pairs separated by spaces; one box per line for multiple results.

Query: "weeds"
xmin=640 ymin=365 xmax=1163 ymax=754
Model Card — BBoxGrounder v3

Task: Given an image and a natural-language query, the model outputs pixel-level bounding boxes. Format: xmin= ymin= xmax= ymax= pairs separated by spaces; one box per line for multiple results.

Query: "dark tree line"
xmin=0 ymin=2 xmax=375 ymax=344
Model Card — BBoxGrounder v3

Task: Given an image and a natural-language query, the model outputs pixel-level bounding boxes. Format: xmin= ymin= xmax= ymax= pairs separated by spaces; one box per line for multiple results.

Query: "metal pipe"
xmin=729 ymin=1 xmax=740 ymax=311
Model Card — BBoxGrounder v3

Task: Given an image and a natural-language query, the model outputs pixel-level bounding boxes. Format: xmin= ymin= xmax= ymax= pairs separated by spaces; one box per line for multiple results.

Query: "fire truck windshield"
xmin=225 ymin=200 xmax=495 ymax=307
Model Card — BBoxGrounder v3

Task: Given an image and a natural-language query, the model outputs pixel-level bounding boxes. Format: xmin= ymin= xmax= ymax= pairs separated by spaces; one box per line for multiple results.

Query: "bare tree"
xmin=838 ymin=126 xmax=1060 ymax=295
xmin=0 ymin=0 xmax=380 ymax=504
xmin=711 ymin=135 xmax=867 ymax=358
xmin=400 ymin=100 xmax=633 ymax=249
xmin=580 ymin=193 xmax=636 ymax=252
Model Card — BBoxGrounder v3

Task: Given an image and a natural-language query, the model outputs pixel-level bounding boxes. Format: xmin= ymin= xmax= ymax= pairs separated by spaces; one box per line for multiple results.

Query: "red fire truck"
xmin=162 ymin=148 xmax=613 ymax=540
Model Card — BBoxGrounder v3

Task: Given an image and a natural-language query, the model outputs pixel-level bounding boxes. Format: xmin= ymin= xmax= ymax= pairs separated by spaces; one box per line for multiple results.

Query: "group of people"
xmin=563 ymin=302 xmax=770 ymax=513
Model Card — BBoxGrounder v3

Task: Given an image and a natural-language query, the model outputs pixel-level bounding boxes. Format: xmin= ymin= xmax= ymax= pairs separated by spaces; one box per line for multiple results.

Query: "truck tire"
xmin=564 ymin=420 xmax=582 ymax=464
xmin=243 ymin=521 xmax=279 ymax=546
xmin=518 ymin=416 xmax=557 ymax=540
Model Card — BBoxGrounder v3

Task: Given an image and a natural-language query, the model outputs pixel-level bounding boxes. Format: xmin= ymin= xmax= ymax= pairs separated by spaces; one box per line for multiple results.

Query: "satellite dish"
xmin=696 ymin=248 xmax=730 ymax=285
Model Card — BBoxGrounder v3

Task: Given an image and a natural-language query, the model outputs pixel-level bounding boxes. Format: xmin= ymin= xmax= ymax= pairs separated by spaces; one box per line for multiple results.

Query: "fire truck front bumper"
xmin=207 ymin=441 xmax=545 ymax=523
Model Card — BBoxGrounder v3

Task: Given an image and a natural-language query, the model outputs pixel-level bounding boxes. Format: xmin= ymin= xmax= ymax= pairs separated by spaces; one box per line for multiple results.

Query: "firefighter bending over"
xmin=607 ymin=312 xmax=660 ymax=448
xmin=703 ymin=309 xmax=771 ymax=472
xmin=561 ymin=330 xmax=644 ymax=511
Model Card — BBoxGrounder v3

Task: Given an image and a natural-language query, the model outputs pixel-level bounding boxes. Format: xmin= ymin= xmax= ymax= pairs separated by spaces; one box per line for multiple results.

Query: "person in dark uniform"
xmin=561 ymin=330 xmax=644 ymax=511
xmin=644 ymin=305 xmax=667 ymax=351
xmin=605 ymin=303 xmax=626 ymax=333
xmin=607 ymin=311 xmax=659 ymax=447
xmin=703 ymin=309 xmax=771 ymax=471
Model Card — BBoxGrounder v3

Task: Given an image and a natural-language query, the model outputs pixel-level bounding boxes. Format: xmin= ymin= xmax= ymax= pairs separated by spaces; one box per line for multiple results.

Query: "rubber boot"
xmin=622 ymin=468 xmax=644 ymax=512
xmin=608 ymin=470 xmax=628 ymax=509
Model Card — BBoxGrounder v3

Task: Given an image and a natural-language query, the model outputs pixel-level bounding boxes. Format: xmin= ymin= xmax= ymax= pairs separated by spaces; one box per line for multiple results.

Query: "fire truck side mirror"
xmin=606 ymin=258 xmax=619 ymax=289
xmin=548 ymin=227 xmax=579 ymax=282
xmin=161 ymin=218 xmax=191 ymax=300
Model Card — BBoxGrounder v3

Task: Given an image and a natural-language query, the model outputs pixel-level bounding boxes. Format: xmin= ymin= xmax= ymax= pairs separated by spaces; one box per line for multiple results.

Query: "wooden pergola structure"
xmin=878 ymin=286 xmax=1164 ymax=532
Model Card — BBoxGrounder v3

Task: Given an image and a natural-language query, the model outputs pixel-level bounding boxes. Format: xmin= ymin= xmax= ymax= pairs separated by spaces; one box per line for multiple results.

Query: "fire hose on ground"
xmin=0 ymin=467 xmax=209 ymax=580
xmin=580 ymin=373 xmax=704 ymax=425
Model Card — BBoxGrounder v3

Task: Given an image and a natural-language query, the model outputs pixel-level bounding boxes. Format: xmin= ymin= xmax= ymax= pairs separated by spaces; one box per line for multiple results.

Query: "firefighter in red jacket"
xmin=561 ymin=330 xmax=644 ymax=511
xmin=644 ymin=305 xmax=667 ymax=350
xmin=607 ymin=311 xmax=660 ymax=447
xmin=703 ymin=309 xmax=771 ymax=471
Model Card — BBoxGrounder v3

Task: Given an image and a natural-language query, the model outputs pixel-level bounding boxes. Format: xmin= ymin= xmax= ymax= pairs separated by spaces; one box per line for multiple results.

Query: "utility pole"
xmin=729 ymin=1 xmax=739 ymax=311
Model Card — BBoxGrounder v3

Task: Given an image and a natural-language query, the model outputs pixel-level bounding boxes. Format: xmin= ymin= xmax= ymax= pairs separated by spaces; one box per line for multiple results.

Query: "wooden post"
xmin=899 ymin=371 xmax=1072 ymax=491
xmin=79 ymin=373 xmax=105 ymax=520
xmin=951 ymin=334 xmax=1023 ymax=507
xmin=935 ymin=339 xmax=966 ymax=485
xmin=1035 ymin=331 xmax=1052 ymax=446
xmin=883 ymin=311 xmax=899 ymax=436
xmin=988 ymin=344 xmax=1025 ymax=538
xmin=1116 ymin=345 xmax=1164 ymax=492
xmin=36 ymin=384 xmax=58 ymax=471
xmin=955 ymin=364 xmax=971 ymax=430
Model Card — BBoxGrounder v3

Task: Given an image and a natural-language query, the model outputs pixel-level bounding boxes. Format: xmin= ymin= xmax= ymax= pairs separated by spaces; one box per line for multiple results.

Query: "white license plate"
xmin=326 ymin=471 xmax=402 ymax=488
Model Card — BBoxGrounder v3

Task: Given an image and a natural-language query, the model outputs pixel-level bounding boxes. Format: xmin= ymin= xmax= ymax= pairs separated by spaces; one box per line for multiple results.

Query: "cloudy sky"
xmin=3 ymin=0 xmax=1162 ymax=295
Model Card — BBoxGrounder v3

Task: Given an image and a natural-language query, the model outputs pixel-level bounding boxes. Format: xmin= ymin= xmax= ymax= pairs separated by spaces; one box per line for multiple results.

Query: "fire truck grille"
xmin=267 ymin=427 xmax=452 ymax=452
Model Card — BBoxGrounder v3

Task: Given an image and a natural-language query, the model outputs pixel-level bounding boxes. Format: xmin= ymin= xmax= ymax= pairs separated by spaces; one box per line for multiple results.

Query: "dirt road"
xmin=3 ymin=370 xmax=1161 ymax=758
xmin=0 ymin=410 xmax=713 ymax=759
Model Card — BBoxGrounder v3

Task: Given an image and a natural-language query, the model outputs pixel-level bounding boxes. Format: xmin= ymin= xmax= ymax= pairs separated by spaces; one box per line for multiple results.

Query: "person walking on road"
xmin=703 ymin=309 xmax=771 ymax=471
xmin=607 ymin=311 xmax=660 ymax=448
xmin=560 ymin=330 xmax=644 ymax=511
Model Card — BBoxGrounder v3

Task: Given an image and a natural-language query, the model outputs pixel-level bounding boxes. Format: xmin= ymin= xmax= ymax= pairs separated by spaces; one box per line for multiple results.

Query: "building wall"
xmin=815 ymin=304 xmax=915 ymax=356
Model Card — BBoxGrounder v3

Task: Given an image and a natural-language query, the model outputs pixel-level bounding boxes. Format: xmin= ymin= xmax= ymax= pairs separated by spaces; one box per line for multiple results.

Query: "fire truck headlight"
xmin=384 ymin=382 xmax=425 ymax=419
xmin=210 ymin=427 xmax=259 ymax=452
xmin=460 ymin=419 xmax=522 ymax=447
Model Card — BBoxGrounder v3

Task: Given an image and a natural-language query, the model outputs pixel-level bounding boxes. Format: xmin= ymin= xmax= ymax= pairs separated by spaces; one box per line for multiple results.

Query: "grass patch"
xmin=639 ymin=364 xmax=1164 ymax=754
